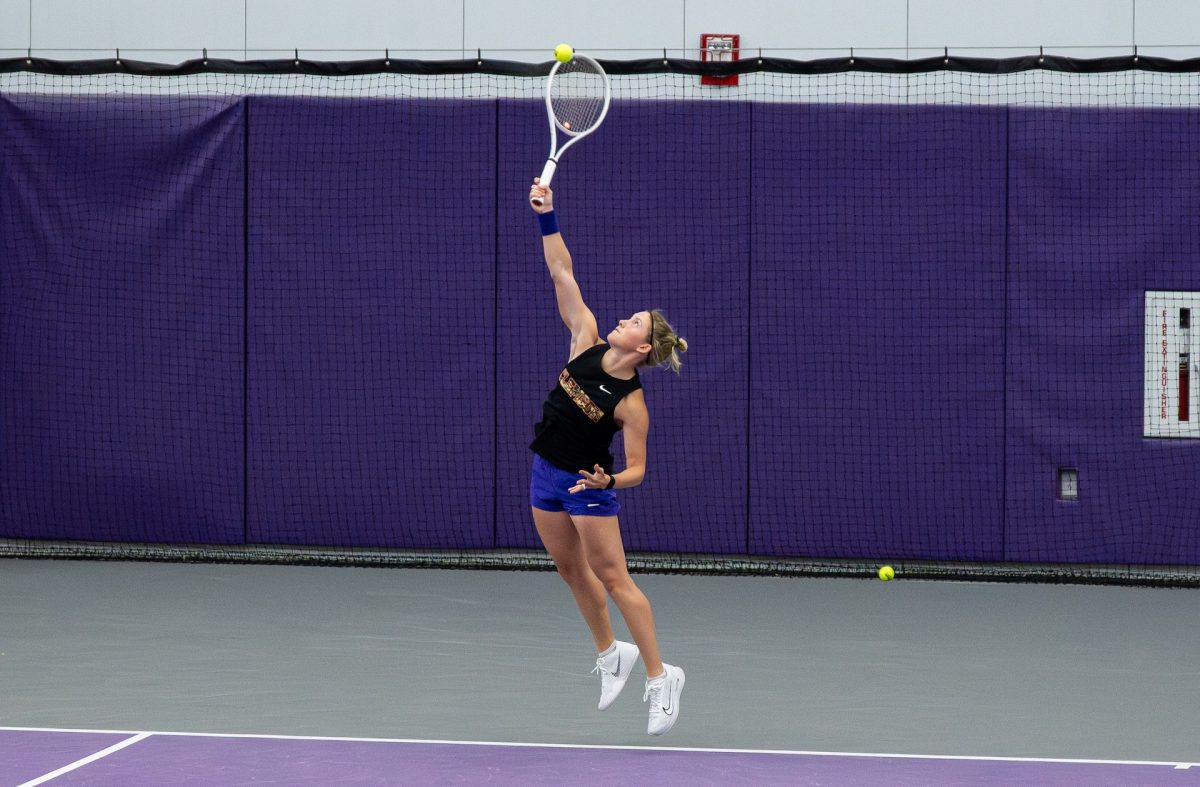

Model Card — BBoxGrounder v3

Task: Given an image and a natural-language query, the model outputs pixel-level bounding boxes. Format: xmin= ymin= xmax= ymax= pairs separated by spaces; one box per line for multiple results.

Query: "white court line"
xmin=0 ymin=726 xmax=1194 ymax=771
xmin=15 ymin=732 xmax=152 ymax=787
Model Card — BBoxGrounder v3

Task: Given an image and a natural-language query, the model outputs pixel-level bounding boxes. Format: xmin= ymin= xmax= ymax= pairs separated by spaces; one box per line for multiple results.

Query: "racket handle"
xmin=531 ymin=159 xmax=557 ymax=206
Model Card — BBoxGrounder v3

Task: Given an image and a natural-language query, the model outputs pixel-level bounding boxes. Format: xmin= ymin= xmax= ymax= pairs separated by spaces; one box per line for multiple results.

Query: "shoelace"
xmin=590 ymin=657 xmax=611 ymax=679
xmin=643 ymin=678 xmax=664 ymax=706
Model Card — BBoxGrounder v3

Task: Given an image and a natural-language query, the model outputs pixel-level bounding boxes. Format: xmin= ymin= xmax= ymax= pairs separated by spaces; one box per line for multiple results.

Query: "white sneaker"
xmin=644 ymin=663 xmax=685 ymax=735
xmin=590 ymin=640 xmax=640 ymax=711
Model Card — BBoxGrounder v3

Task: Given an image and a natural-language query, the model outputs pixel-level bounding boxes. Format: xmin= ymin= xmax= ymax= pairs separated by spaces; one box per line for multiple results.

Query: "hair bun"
xmin=674 ymin=337 xmax=688 ymax=352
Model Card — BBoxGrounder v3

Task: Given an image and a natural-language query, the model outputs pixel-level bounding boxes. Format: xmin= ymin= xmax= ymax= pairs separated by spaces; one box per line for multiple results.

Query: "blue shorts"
xmin=529 ymin=454 xmax=621 ymax=517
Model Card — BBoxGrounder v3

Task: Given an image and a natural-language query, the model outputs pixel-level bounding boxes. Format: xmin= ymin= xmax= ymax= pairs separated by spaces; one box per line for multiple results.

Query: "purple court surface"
xmin=2 ymin=729 xmax=1196 ymax=786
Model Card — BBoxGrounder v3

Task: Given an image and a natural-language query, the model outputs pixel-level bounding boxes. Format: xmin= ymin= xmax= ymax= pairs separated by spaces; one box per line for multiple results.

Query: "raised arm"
xmin=529 ymin=178 xmax=600 ymax=357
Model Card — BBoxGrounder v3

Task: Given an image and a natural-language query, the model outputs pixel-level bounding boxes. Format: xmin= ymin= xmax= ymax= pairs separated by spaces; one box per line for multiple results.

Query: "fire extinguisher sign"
xmin=1144 ymin=291 xmax=1200 ymax=438
xmin=700 ymin=34 xmax=739 ymax=86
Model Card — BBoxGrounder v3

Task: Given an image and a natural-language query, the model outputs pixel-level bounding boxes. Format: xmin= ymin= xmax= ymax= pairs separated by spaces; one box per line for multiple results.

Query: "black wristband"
xmin=605 ymin=474 xmax=616 ymax=490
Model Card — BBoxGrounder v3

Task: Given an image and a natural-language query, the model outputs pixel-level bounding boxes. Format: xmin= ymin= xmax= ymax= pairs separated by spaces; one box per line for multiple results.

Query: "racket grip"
xmin=531 ymin=159 xmax=557 ymax=206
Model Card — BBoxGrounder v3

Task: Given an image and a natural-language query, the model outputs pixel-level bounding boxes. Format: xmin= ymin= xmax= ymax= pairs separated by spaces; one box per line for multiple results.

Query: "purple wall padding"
xmin=0 ymin=95 xmax=245 ymax=543
xmin=750 ymin=106 xmax=1008 ymax=560
xmin=496 ymin=100 xmax=751 ymax=554
xmin=1005 ymin=108 xmax=1200 ymax=563
xmin=246 ymin=98 xmax=495 ymax=548
xmin=5 ymin=93 xmax=1200 ymax=566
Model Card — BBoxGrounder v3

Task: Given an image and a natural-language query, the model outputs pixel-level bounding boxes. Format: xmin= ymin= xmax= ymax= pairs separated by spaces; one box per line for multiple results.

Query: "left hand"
xmin=569 ymin=464 xmax=612 ymax=494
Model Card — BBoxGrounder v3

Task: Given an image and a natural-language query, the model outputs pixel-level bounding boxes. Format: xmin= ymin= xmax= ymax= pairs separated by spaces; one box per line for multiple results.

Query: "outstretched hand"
xmin=530 ymin=177 xmax=554 ymax=213
xmin=569 ymin=464 xmax=611 ymax=494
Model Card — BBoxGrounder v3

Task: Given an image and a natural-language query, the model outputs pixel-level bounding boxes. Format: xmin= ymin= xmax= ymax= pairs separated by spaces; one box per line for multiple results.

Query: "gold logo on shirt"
xmin=559 ymin=369 xmax=605 ymax=423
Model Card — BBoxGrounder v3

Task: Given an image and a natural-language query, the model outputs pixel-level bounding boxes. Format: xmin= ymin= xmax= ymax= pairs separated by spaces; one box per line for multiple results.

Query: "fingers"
xmin=568 ymin=477 xmax=595 ymax=494
xmin=529 ymin=184 xmax=548 ymax=208
xmin=568 ymin=467 xmax=609 ymax=494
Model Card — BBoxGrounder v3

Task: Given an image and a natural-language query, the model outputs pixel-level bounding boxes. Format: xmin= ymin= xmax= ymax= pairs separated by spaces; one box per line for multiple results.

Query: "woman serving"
xmin=527 ymin=177 xmax=688 ymax=736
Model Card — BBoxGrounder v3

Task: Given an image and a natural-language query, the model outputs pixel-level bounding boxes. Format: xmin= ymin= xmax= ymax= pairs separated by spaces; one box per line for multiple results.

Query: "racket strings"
xmin=550 ymin=63 xmax=606 ymax=134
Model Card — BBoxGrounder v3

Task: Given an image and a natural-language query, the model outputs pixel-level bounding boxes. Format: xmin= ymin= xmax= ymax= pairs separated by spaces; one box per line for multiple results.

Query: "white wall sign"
xmin=1144 ymin=291 xmax=1200 ymax=439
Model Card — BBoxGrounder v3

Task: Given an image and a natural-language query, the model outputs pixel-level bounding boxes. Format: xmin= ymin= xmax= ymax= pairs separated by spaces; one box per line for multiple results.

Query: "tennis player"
xmin=527 ymin=177 xmax=688 ymax=736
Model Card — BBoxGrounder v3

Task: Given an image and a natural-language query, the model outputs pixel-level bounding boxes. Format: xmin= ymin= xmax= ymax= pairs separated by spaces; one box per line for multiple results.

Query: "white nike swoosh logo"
xmin=598 ymin=385 xmax=612 ymax=395
xmin=587 ymin=503 xmax=600 ymax=507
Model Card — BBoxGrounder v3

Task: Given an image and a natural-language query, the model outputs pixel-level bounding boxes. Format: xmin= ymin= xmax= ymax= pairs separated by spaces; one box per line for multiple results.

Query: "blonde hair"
xmin=644 ymin=309 xmax=688 ymax=374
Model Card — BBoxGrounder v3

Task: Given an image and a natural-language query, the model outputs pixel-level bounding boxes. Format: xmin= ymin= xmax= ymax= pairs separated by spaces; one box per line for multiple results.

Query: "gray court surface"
xmin=1 ymin=559 xmax=1197 ymax=765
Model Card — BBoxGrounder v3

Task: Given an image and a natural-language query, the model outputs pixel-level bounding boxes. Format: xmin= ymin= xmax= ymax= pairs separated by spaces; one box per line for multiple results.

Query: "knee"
xmin=553 ymin=558 xmax=588 ymax=586
xmin=594 ymin=566 xmax=634 ymax=596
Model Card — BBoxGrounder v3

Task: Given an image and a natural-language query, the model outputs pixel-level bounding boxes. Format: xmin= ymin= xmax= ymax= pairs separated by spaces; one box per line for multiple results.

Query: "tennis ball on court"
xmin=555 ymin=43 xmax=574 ymax=63
xmin=878 ymin=565 xmax=895 ymax=581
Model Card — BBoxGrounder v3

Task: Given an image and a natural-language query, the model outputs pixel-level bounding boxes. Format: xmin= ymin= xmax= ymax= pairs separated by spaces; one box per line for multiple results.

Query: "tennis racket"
xmin=530 ymin=54 xmax=611 ymax=206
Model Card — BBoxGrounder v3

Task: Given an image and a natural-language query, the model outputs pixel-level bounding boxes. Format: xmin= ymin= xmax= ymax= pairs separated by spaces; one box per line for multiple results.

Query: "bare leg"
xmin=572 ymin=514 xmax=664 ymax=678
xmin=532 ymin=507 xmax=614 ymax=652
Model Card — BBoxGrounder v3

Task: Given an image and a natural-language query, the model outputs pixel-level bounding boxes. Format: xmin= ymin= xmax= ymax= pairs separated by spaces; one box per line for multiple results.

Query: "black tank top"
xmin=529 ymin=343 xmax=643 ymax=474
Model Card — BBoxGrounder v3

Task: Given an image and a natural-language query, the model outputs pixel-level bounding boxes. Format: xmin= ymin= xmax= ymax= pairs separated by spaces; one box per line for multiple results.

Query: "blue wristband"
xmin=538 ymin=211 xmax=560 ymax=236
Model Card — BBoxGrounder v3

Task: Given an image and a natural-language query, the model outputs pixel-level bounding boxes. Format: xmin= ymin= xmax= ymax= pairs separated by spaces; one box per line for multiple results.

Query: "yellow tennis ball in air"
xmin=554 ymin=43 xmax=574 ymax=63
xmin=878 ymin=565 xmax=895 ymax=581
